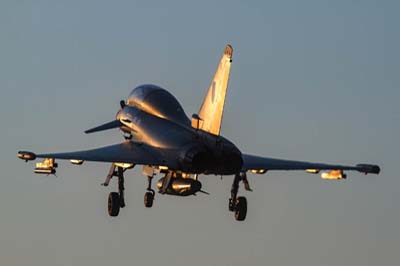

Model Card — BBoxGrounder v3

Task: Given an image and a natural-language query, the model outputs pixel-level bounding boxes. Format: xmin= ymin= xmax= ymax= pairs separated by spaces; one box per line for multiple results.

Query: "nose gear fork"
xmin=144 ymin=175 xmax=155 ymax=208
xmin=147 ymin=175 xmax=155 ymax=196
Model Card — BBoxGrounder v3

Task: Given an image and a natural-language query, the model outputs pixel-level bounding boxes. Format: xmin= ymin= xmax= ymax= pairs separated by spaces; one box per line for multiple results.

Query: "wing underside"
xmin=242 ymin=154 xmax=380 ymax=174
xmin=34 ymin=141 xmax=168 ymax=166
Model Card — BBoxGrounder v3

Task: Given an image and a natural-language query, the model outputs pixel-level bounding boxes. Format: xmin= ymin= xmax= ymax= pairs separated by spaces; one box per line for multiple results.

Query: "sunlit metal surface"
xmin=116 ymin=105 xmax=194 ymax=149
xmin=34 ymin=158 xmax=57 ymax=175
xmin=127 ymin=84 xmax=190 ymax=125
xmin=70 ymin=159 xmax=84 ymax=165
xmin=158 ymin=165 xmax=168 ymax=170
xmin=321 ymin=170 xmax=346 ymax=180
xmin=249 ymin=169 xmax=267 ymax=174
xmin=198 ymin=45 xmax=233 ymax=135
xmin=306 ymin=169 xmax=320 ymax=174
xmin=114 ymin=162 xmax=134 ymax=169
xmin=156 ymin=177 xmax=202 ymax=196
xmin=17 ymin=151 xmax=36 ymax=161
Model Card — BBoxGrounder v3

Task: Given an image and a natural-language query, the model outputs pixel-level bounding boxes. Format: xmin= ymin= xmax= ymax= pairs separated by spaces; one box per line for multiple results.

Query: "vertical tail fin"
xmin=197 ymin=45 xmax=233 ymax=136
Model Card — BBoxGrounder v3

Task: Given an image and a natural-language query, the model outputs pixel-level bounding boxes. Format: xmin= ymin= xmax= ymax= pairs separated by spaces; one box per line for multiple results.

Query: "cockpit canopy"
xmin=127 ymin=84 xmax=190 ymax=125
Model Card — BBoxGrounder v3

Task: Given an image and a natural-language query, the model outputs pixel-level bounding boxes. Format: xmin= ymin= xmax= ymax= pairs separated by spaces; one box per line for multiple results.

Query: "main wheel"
xmin=108 ymin=192 xmax=120 ymax=217
xmin=234 ymin=196 xmax=247 ymax=221
xmin=144 ymin=191 xmax=154 ymax=208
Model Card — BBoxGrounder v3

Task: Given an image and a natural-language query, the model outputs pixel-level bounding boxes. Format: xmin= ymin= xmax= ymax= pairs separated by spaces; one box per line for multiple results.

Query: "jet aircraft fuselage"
xmin=116 ymin=84 xmax=243 ymax=175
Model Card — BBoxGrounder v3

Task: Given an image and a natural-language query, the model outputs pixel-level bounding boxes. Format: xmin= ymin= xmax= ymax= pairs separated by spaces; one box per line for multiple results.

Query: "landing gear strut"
xmin=144 ymin=175 xmax=155 ymax=208
xmin=229 ymin=172 xmax=251 ymax=221
xmin=103 ymin=164 xmax=126 ymax=217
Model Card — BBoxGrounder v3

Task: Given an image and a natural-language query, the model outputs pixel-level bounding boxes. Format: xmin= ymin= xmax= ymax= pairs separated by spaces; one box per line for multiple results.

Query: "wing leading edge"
xmin=33 ymin=141 xmax=169 ymax=167
xmin=242 ymin=154 xmax=380 ymax=174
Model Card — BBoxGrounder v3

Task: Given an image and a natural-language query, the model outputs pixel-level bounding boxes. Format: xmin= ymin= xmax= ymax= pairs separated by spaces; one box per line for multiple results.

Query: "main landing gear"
xmin=229 ymin=172 xmax=252 ymax=221
xmin=103 ymin=164 xmax=126 ymax=217
xmin=101 ymin=164 xmax=252 ymax=220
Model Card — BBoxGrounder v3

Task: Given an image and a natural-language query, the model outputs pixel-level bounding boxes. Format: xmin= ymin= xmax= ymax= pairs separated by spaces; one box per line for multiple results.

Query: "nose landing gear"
xmin=144 ymin=175 xmax=155 ymax=208
xmin=144 ymin=191 xmax=155 ymax=208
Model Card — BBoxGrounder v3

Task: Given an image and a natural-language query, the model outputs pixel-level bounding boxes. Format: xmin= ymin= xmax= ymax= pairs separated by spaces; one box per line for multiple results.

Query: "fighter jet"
xmin=18 ymin=45 xmax=380 ymax=221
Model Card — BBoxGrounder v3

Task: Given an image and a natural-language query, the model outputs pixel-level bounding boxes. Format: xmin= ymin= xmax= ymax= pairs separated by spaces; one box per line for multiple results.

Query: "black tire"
xmin=144 ymin=191 xmax=154 ymax=208
xmin=108 ymin=192 xmax=120 ymax=217
xmin=228 ymin=198 xmax=235 ymax=212
xmin=234 ymin=196 xmax=247 ymax=221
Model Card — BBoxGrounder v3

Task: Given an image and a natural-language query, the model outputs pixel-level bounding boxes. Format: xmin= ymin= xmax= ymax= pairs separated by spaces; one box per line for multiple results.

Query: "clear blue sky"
xmin=1 ymin=0 xmax=399 ymax=265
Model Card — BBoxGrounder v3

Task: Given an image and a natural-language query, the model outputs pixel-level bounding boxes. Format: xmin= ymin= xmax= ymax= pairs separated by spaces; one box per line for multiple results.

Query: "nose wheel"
xmin=144 ymin=191 xmax=155 ymax=208
xmin=144 ymin=175 xmax=155 ymax=208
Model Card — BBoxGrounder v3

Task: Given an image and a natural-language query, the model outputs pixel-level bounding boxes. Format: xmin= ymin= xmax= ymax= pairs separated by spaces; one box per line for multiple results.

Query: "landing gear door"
xmin=142 ymin=165 xmax=156 ymax=177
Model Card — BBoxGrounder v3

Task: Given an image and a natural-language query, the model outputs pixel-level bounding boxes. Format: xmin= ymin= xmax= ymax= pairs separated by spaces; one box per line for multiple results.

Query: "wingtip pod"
xmin=17 ymin=151 xmax=36 ymax=161
xmin=356 ymin=164 xmax=381 ymax=174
